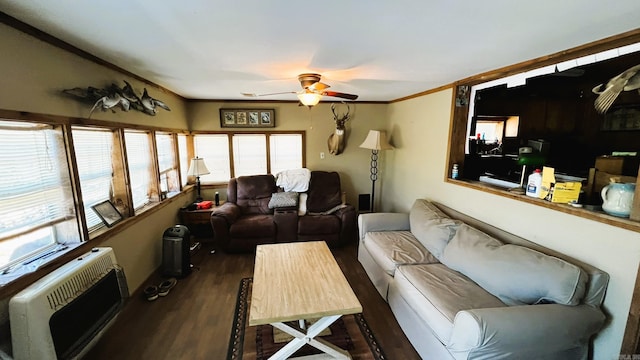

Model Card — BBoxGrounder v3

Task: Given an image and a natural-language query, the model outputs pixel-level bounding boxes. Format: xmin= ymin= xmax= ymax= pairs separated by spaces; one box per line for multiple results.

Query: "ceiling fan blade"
xmin=322 ymin=91 xmax=358 ymax=101
xmin=241 ymin=91 xmax=296 ymax=97
xmin=308 ymin=82 xmax=330 ymax=92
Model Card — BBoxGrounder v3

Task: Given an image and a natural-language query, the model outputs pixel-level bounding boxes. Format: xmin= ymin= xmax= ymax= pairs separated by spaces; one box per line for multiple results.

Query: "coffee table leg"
xmin=268 ymin=314 xmax=351 ymax=360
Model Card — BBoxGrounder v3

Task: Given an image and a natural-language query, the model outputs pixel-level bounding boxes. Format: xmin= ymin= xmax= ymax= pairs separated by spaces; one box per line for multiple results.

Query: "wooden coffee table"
xmin=249 ymin=241 xmax=362 ymax=360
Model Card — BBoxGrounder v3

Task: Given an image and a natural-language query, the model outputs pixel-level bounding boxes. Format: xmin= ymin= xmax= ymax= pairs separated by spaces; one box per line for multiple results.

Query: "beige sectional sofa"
xmin=357 ymin=199 xmax=609 ymax=360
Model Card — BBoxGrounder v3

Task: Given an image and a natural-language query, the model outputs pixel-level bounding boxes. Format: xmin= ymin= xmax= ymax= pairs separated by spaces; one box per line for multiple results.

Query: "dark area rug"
xmin=227 ymin=277 xmax=386 ymax=360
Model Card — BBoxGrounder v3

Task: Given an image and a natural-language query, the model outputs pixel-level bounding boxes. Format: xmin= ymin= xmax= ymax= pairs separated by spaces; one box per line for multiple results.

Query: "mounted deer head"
xmin=327 ymin=102 xmax=351 ymax=155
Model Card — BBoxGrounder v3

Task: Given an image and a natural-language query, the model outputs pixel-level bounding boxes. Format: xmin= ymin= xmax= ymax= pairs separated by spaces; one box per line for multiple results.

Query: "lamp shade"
xmin=297 ymin=92 xmax=322 ymax=107
xmin=359 ymin=130 xmax=394 ymax=150
xmin=187 ymin=157 xmax=210 ymax=176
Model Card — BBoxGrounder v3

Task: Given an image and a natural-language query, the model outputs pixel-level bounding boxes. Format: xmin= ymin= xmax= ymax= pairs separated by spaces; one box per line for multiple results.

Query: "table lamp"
xmin=359 ymin=130 xmax=394 ymax=212
xmin=187 ymin=156 xmax=210 ymax=202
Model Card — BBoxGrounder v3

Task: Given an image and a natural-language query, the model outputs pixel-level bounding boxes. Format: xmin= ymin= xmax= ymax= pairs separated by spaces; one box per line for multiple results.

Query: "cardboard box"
xmin=595 ymin=156 xmax=640 ymax=176
xmin=540 ymin=166 xmax=582 ymax=203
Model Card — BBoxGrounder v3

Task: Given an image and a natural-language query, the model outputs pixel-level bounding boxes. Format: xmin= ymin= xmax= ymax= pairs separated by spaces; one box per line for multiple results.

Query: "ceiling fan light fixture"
xmin=297 ymin=92 xmax=322 ymax=107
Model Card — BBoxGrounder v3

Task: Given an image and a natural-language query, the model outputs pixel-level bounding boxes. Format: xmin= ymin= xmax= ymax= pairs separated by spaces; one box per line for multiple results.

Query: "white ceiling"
xmin=2 ymin=1 xmax=640 ymax=102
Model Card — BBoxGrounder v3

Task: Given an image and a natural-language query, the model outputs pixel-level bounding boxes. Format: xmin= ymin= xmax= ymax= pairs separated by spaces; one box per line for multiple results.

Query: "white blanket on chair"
xmin=275 ymin=168 xmax=311 ymax=192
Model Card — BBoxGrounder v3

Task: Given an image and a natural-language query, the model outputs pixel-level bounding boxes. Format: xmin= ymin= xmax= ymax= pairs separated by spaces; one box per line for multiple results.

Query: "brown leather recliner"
xmin=296 ymin=171 xmax=357 ymax=247
xmin=209 ymin=175 xmax=279 ymax=253
xmin=210 ymin=171 xmax=357 ymax=253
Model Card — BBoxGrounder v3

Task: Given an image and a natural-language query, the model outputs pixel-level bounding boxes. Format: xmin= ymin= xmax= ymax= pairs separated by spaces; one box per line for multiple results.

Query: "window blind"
xmin=233 ymin=134 xmax=267 ymax=176
xmin=124 ymin=131 xmax=153 ymax=210
xmin=178 ymin=134 xmax=188 ymax=187
xmin=72 ymin=127 xmax=114 ymax=232
xmin=155 ymin=132 xmax=175 ymax=173
xmin=0 ymin=121 xmax=74 ymax=267
xmin=270 ymin=134 xmax=303 ymax=175
xmin=193 ymin=134 xmax=230 ymax=182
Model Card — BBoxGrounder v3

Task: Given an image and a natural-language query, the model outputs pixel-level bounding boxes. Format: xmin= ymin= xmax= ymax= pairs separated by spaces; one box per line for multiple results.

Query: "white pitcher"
xmin=601 ymin=182 xmax=636 ymax=218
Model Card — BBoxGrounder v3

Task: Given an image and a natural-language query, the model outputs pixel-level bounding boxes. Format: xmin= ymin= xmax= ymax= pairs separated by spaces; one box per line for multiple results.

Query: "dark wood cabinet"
xmin=179 ymin=202 xmax=225 ymax=241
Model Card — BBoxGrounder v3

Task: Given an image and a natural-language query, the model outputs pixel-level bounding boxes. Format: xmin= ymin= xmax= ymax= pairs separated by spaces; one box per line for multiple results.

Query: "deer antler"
xmin=331 ymin=102 xmax=351 ymax=125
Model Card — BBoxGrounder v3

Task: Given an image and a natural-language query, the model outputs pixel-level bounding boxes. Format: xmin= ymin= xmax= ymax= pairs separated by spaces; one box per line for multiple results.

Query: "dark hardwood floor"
xmin=86 ymin=241 xmax=421 ymax=359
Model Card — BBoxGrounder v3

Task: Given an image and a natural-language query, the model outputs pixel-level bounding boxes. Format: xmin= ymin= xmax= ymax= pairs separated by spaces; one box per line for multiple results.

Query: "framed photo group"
xmin=220 ymin=109 xmax=275 ymax=128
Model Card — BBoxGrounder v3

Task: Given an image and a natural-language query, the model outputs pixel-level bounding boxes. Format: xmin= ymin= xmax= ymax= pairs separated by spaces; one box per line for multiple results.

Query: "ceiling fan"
xmin=242 ymin=73 xmax=358 ymax=106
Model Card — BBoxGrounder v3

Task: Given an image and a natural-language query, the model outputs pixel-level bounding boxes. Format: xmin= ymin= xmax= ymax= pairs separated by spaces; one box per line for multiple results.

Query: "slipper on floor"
xmin=158 ymin=278 xmax=177 ymax=297
xmin=144 ymin=285 xmax=159 ymax=301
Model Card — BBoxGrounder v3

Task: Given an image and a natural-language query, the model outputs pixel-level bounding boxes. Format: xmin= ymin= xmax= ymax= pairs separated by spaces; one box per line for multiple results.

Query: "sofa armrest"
xmin=358 ymin=213 xmax=410 ymax=240
xmin=448 ymin=304 xmax=606 ymax=358
xmin=336 ymin=204 xmax=357 ymax=246
xmin=210 ymin=203 xmax=241 ymax=247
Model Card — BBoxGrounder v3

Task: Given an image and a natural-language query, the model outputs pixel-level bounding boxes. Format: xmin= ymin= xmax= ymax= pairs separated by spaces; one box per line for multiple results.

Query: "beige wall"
xmin=189 ymin=101 xmax=389 ymax=207
xmin=0 ymin=23 xmax=188 ymax=127
xmin=0 ymin=23 xmax=190 ymax=295
xmin=385 ymin=88 xmax=640 ymax=359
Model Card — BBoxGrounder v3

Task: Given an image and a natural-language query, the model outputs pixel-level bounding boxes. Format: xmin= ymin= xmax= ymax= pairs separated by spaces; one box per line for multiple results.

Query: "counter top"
xmin=447 ymin=178 xmax=640 ymax=234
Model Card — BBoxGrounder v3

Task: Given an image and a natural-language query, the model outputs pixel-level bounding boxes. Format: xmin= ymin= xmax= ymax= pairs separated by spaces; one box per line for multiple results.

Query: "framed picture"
xmin=220 ymin=109 xmax=275 ymax=128
xmin=91 ymin=200 xmax=123 ymax=227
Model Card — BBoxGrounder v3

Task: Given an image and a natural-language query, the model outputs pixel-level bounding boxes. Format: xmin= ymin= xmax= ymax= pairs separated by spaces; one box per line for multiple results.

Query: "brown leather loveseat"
xmin=210 ymin=171 xmax=357 ymax=252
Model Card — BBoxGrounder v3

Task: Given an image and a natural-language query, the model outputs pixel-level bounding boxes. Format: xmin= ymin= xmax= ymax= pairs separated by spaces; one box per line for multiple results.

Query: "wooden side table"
xmin=179 ymin=201 xmax=225 ymax=242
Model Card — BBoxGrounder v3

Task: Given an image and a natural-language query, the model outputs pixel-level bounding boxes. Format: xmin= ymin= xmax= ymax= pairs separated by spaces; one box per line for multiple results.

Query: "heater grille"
xmin=10 ymin=247 xmax=126 ymax=360
xmin=45 ymin=252 xmax=115 ymax=311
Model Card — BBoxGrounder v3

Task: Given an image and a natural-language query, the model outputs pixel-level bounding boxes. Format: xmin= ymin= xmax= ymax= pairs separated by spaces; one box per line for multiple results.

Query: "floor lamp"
xmin=187 ymin=156 xmax=210 ymax=202
xmin=359 ymin=130 xmax=394 ymax=212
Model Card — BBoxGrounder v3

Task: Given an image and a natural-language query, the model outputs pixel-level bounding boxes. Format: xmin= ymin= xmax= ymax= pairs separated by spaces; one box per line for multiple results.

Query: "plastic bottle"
xmin=526 ymin=169 xmax=542 ymax=198
xmin=215 ymin=191 xmax=220 ymax=206
xmin=452 ymin=164 xmax=459 ymax=179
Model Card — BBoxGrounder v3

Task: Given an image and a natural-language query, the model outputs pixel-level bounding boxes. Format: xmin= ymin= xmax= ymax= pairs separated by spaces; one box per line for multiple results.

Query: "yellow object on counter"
xmin=540 ymin=166 xmax=582 ymax=203
xmin=551 ymin=182 xmax=582 ymax=203
xmin=540 ymin=167 xmax=555 ymax=200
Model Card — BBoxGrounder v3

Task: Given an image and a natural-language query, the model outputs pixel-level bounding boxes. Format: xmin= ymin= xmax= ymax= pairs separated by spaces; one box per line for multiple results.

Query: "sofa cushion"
xmin=363 ymin=231 xmax=438 ymax=276
xmin=268 ymin=191 xmax=298 ymax=209
xmin=441 ymin=224 xmax=587 ymax=306
xmin=298 ymin=193 xmax=308 ymax=216
xmin=298 ymin=214 xmax=340 ymax=235
xmin=306 ymin=171 xmax=342 ymax=213
xmin=409 ymin=199 xmax=461 ymax=260
xmin=235 ymin=175 xmax=277 ymax=215
xmin=229 ymin=214 xmax=276 ymax=238
xmin=394 ymin=264 xmax=506 ymax=344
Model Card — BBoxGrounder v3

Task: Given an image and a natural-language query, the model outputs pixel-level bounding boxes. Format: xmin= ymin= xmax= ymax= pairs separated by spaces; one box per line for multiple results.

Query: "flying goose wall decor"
xmin=63 ymin=81 xmax=171 ymax=118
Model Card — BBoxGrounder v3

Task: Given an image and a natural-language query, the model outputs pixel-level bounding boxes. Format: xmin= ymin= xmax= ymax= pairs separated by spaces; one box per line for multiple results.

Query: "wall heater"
xmin=9 ymin=247 xmax=128 ymax=360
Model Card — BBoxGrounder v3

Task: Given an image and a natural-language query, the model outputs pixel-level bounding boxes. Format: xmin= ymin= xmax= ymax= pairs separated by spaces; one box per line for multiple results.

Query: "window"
xmin=155 ymin=132 xmax=179 ymax=198
xmin=270 ymin=134 xmax=303 ymax=175
xmin=124 ymin=130 xmax=155 ymax=211
xmin=72 ymin=126 xmax=115 ymax=232
xmin=192 ymin=132 xmax=305 ymax=182
xmin=233 ymin=134 xmax=267 ymax=176
xmin=193 ymin=134 xmax=231 ymax=182
xmin=0 ymin=121 xmax=79 ymax=271
xmin=178 ymin=134 xmax=189 ymax=187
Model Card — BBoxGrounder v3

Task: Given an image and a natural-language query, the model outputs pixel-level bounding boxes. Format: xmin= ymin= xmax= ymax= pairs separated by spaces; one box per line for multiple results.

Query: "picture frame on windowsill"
xmin=92 ymin=200 xmax=123 ymax=227
xmin=220 ymin=109 xmax=275 ymax=128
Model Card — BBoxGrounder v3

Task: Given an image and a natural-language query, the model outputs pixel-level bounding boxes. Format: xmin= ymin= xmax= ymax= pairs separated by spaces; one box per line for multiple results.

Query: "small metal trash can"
xmin=162 ymin=225 xmax=191 ymax=278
